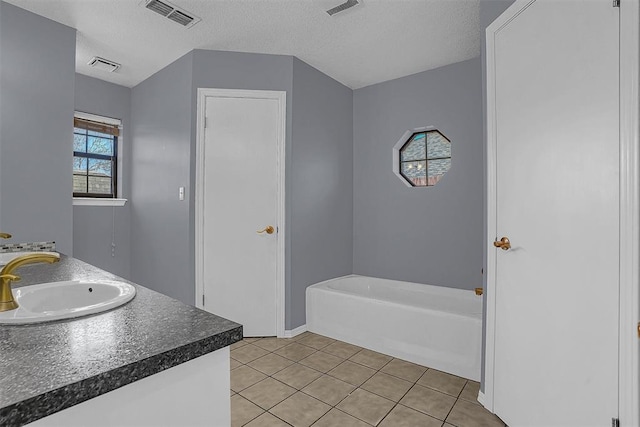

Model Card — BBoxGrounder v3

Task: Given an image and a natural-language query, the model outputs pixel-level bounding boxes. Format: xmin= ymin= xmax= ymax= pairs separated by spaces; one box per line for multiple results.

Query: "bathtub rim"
xmin=307 ymin=274 xmax=483 ymax=320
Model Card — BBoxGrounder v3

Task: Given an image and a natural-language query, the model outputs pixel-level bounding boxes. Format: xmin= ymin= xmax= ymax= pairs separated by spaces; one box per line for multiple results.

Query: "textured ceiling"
xmin=4 ymin=0 xmax=480 ymax=89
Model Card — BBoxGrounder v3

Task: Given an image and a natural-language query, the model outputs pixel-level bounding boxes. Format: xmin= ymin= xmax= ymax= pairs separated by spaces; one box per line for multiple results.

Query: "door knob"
xmin=257 ymin=225 xmax=275 ymax=235
xmin=493 ymin=237 xmax=511 ymax=250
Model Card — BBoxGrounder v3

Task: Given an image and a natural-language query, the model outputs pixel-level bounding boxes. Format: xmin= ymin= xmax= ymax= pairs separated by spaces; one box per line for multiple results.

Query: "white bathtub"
xmin=306 ymin=275 xmax=482 ymax=381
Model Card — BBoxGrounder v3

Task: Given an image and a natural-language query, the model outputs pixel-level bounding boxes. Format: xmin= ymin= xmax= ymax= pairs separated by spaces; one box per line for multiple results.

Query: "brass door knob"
xmin=257 ymin=225 xmax=275 ymax=235
xmin=493 ymin=237 xmax=511 ymax=250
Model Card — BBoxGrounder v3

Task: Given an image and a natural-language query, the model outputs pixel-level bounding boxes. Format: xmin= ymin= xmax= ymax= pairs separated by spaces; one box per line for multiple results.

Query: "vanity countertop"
xmin=0 ymin=256 xmax=242 ymax=426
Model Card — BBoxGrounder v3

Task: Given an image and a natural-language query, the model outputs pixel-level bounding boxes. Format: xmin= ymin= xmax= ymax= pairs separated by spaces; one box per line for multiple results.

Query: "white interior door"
xmin=490 ymin=1 xmax=619 ymax=425
xmin=199 ymin=90 xmax=285 ymax=337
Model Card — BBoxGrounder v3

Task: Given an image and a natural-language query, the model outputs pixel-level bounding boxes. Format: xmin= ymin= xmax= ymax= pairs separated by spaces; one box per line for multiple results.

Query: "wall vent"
xmin=143 ymin=0 xmax=201 ymax=28
xmin=87 ymin=57 xmax=121 ymax=73
xmin=326 ymin=0 xmax=360 ymax=16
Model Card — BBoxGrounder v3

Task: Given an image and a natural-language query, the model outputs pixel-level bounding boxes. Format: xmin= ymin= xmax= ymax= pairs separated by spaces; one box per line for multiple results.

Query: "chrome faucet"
xmin=0 ymin=253 xmax=60 ymax=312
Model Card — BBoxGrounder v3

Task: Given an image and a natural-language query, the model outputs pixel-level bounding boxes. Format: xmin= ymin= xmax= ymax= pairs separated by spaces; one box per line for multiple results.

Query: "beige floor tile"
xmin=349 ymin=349 xmax=393 ymax=370
xmin=312 ymin=409 xmax=371 ymax=427
xmin=231 ymin=394 xmax=264 ymax=427
xmin=446 ymin=399 xmax=506 ymax=427
xmin=270 ymin=392 xmax=331 ymax=427
xmin=296 ymin=333 xmax=336 ymax=350
xmin=378 ymin=404 xmax=442 ymax=427
xmin=231 ymin=365 xmax=268 ymax=392
xmin=299 ymin=351 xmax=343 ymax=373
xmin=418 ymin=369 xmax=467 ymax=397
xmin=459 ymin=381 xmax=481 ymax=405
xmin=240 ymin=377 xmax=296 ymax=410
xmin=336 ymin=388 xmax=395 ymax=426
xmin=321 ymin=341 xmax=362 ymax=359
xmin=290 ymin=331 xmax=311 ymax=341
xmin=327 ymin=360 xmax=376 ymax=387
xmin=272 ymin=363 xmax=323 ymax=389
xmin=248 ymin=353 xmax=294 ymax=376
xmin=400 ymin=384 xmax=456 ymax=421
xmin=244 ymin=412 xmax=292 ymax=427
xmin=231 ymin=340 xmax=249 ymax=350
xmin=380 ymin=358 xmax=427 ymax=382
xmin=253 ymin=337 xmax=291 ymax=352
xmin=275 ymin=343 xmax=317 ymax=362
xmin=230 ymin=358 xmax=242 ymax=370
xmin=231 ymin=343 xmax=270 ymax=364
xmin=244 ymin=337 xmax=261 ymax=342
xmin=301 ymin=375 xmax=355 ymax=406
xmin=360 ymin=372 xmax=413 ymax=402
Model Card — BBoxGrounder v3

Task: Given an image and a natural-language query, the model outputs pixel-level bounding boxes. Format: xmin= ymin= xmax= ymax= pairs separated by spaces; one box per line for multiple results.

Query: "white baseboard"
xmin=283 ymin=324 xmax=307 ymax=338
xmin=477 ymin=390 xmax=486 ymax=407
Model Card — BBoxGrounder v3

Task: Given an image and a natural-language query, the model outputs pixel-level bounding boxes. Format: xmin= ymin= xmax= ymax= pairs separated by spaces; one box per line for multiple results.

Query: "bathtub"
xmin=306 ymin=275 xmax=482 ymax=381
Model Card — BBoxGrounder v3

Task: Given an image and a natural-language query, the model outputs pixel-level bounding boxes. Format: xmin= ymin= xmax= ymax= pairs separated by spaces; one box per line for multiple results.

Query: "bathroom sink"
xmin=0 ymin=280 xmax=136 ymax=324
xmin=0 ymin=252 xmax=58 ymax=266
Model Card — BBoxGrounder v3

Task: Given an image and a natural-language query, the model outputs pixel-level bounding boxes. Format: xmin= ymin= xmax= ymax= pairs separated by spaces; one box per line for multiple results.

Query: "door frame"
xmin=194 ymin=88 xmax=287 ymax=338
xmin=483 ymin=0 xmax=639 ymax=424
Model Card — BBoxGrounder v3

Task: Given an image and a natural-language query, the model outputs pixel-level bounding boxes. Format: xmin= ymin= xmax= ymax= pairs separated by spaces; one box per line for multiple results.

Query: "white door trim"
xmin=484 ymin=0 xmax=639 ymax=424
xmin=618 ymin=0 xmax=639 ymax=424
xmin=194 ymin=88 xmax=287 ymax=338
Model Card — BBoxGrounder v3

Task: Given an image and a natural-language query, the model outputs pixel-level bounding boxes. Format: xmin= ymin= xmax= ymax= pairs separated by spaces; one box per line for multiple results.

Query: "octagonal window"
xmin=396 ymin=129 xmax=451 ymax=187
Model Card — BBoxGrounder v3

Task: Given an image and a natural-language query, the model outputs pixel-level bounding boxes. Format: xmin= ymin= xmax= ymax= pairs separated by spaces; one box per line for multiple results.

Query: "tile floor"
xmin=230 ymin=332 xmax=505 ymax=427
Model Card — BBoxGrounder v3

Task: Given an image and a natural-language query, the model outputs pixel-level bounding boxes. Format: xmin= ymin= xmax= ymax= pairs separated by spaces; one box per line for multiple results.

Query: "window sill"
xmin=73 ymin=198 xmax=127 ymax=207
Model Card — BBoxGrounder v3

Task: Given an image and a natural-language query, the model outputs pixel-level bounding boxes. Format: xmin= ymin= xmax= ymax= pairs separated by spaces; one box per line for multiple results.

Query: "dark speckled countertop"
xmin=0 ymin=256 xmax=242 ymax=426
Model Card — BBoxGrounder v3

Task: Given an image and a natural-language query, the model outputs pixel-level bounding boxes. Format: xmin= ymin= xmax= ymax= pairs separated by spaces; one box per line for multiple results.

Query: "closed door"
xmin=492 ymin=0 xmax=619 ymax=425
xmin=200 ymin=91 xmax=284 ymax=337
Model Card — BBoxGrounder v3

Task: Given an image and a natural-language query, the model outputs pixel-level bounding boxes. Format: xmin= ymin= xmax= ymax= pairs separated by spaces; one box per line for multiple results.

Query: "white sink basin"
xmin=0 ymin=251 xmax=58 ymax=266
xmin=0 ymin=280 xmax=136 ymax=324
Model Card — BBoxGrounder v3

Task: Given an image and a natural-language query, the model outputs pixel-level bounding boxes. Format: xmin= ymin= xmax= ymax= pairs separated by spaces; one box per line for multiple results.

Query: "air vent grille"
xmin=146 ymin=0 xmax=173 ymax=16
xmin=327 ymin=0 xmax=360 ymax=16
xmin=167 ymin=10 xmax=194 ymax=26
xmin=87 ymin=57 xmax=121 ymax=73
xmin=142 ymin=0 xmax=200 ymax=28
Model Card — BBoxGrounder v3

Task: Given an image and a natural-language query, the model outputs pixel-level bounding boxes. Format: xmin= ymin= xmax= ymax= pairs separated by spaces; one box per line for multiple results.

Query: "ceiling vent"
xmin=87 ymin=57 xmax=121 ymax=73
xmin=143 ymin=0 xmax=201 ymax=28
xmin=326 ymin=0 xmax=361 ymax=16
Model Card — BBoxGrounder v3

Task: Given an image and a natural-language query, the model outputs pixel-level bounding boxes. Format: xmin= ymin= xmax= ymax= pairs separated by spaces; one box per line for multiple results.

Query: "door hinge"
xmin=612 ymin=417 xmax=620 ymax=427
xmin=202 ymin=294 xmax=205 ymax=307
xmin=613 ymin=0 xmax=619 ymax=7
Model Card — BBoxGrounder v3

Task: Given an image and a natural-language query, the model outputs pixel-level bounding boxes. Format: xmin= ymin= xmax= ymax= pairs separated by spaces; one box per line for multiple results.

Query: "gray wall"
xmin=480 ymin=0 xmax=515 ymax=392
xmin=130 ymin=51 xmax=194 ymax=303
xmin=352 ymin=58 xmax=483 ymax=290
xmin=0 ymin=2 xmax=75 ymax=255
xmin=73 ymin=73 xmax=132 ymax=279
xmin=290 ymin=58 xmax=353 ymax=329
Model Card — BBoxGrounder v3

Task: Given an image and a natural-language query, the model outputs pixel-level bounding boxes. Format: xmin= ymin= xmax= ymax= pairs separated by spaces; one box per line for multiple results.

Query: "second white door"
xmin=490 ymin=1 xmax=619 ymax=425
xmin=200 ymin=89 xmax=285 ymax=337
